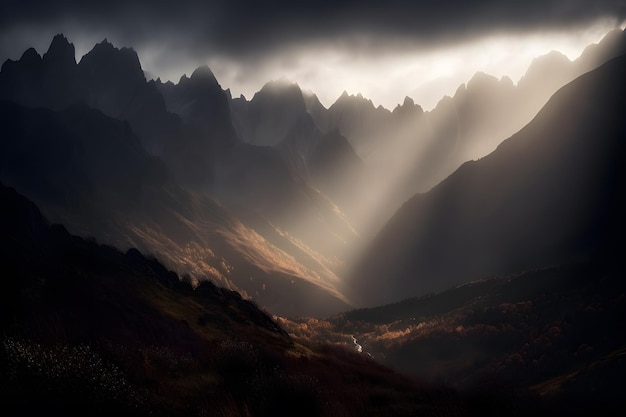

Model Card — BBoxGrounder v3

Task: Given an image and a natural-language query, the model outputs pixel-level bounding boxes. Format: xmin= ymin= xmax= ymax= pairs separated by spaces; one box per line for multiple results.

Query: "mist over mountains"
xmin=0 ymin=35 xmax=358 ymax=317
xmin=349 ymin=53 xmax=626 ymax=306
xmin=226 ymin=28 xmax=626 ymax=236
xmin=1 ymin=22 xmax=626 ymax=416
xmin=1 ymin=29 xmax=626 ymax=316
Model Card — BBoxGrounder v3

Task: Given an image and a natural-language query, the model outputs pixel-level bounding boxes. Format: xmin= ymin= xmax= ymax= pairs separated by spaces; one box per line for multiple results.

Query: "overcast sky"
xmin=1 ymin=1 xmax=625 ymax=109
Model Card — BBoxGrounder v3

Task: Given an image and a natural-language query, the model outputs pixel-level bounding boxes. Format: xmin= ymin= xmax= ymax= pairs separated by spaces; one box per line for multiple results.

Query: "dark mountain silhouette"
xmin=77 ymin=39 xmax=182 ymax=153
xmin=0 ymin=34 xmax=82 ymax=110
xmin=0 ymin=182 xmax=472 ymax=417
xmin=349 ymin=53 xmax=626 ymax=306
xmin=0 ymin=34 xmax=182 ymax=154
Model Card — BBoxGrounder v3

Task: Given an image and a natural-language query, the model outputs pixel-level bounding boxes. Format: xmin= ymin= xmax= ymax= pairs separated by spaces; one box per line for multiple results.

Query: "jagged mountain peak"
xmin=432 ymin=93 xmax=454 ymax=109
xmin=575 ymin=27 xmax=626 ymax=73
xmin=79 ymin=38 xmax=144 ymax=82
xmin=393 ymin=95 xmax=423 ymax=116
xmin=42 ymin=33 xmax=76 ymax=65
xmin=464 ymin=72 xmax=517 ymax=99
xmin=467 ymin=71 xmax=498 ymax=86
xmin=163 ymin=65 xmax=228 ymax=103
xmin=524 ymin=50 xmax=571 ymax=77
xmin=581 ymin=27 xmax=626 ymax=56
xmin=449 ymin=70 xmax=513 ymax=102
xmin=261 ymin=77 xmax=300 ymax=91
xmin=87 ymin=38 xmax=138 ymax=58
xmin=18 ymin=47 xmax=41 ymax=64
xmin=229 ymin=76 xmax=308 ymax=146
xmin=333 ymin=89 xmax=375 ymax=109
xmin=88 ymin=38 xmax=115 ymax=54
xmin=533 ymin=49 xmax=569 ymax=62
xmin=188 ymin=64 xmax=219 ymax=87
xmin=254 ymin=78 xmax=304 ymax=103
xmin=48 ymin=33 xmax=71 ymax=47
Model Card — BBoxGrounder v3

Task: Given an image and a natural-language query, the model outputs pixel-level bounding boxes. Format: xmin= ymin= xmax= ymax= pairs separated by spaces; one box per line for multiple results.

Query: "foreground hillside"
xmin=0 ymin=183 xmax=481 ymax=417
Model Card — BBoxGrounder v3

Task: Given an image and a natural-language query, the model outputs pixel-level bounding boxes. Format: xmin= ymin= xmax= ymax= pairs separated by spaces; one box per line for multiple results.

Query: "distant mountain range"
xmin=227 ymin=28 xmax=626 ymax=234
xmin=0 ymin=35 xmax=181 ymax=154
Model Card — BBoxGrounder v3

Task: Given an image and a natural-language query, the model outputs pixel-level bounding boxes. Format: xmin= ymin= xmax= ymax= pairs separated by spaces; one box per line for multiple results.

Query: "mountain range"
xmin=226 ymin=28 xmax=626 ymax=235
xmin=1 ymin=27 xmax=626 ymax=416
xmin=0 ymin=34 xmax=357 ymax=317
xmin=1 ymin=29 xmax=625 ymax=316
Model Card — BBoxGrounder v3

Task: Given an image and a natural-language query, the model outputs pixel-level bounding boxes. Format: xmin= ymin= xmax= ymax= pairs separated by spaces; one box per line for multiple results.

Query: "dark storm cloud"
xmin=1 ymin=0 xmax=624 ymax=109
xmin=1 ymin=0 xmax=625 ymax=59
